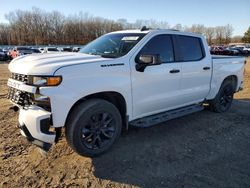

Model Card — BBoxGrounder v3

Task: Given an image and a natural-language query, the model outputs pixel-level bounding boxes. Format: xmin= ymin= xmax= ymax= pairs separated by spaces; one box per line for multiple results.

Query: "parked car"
xmin=38 ymin=48 xmax=45 ymax=53
xmin=43 ymin=47 xmax=60 ymax=53
xmin=3 ymin=47 xmax=10 ymax=54
xmin=72 ymin=47 xmax=81 ymax=52
xmin=7 ymin=28 xmax=245 ymax=157
xmin=6 ymin=48 xmax=13 ymax=60
xmin=210 ymin=46 xmax=224 ymax=55
xmin=9 ymin=46 xmax=34 ymax=59
xmin=62 ymin=47 xmax=73 ymax=52
xmin=0 ymin=48 xmax=8 ymax=61
xmin=223 ymin=47 xmax=242 ymax=56
xmin=234 ymin=46 xmax=250 ymax=55
xmin=31 ymin=48 xmax=42 ymax=54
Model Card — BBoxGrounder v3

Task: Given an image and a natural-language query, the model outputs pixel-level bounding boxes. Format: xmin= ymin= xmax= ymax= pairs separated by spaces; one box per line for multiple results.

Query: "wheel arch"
xmin=207 ymin=74 xmax=238 ymax=100
xmin=65 ymin=91 xmax=128 ymax=129
xmin=221 ymin=75 xmax=238 ymax=91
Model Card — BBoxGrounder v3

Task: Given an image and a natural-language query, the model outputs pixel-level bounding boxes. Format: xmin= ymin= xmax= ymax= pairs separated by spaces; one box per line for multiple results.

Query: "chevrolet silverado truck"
xmin=7 ymin=28 xmax=245 ymax=157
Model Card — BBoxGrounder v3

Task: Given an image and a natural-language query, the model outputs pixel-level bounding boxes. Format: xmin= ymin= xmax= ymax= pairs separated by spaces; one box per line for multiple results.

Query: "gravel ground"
xmin=0 ymin=59 xmax=250 ymax=188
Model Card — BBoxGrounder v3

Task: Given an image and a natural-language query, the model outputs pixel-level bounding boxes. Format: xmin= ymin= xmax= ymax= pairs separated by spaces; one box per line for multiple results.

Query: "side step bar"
xmin=130 ymin=104 xmax=204 ymax=128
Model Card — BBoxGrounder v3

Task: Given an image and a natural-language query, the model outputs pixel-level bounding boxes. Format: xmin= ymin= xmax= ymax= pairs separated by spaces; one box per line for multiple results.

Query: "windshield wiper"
xmin=86 ymin=52 xmax=118 ymax=58
xmin=89 ymin=52 xmax=101 ymax=56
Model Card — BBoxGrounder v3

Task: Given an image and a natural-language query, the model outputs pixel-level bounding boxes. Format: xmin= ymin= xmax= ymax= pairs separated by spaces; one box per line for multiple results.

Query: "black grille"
xmin=11 ymin=73 xmax=29 ymax=83
xmin=7 ymin=87 xmax=32 ymax=107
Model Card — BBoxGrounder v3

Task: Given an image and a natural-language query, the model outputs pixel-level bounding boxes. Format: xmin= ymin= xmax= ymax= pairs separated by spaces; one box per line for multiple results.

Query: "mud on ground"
xmin=0 ymin=59 xmax=250 ymax=188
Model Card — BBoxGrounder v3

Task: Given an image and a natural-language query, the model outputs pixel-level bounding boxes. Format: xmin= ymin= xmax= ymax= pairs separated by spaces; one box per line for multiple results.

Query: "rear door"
xmin=173 ymin=35 xmax=212 ymax=104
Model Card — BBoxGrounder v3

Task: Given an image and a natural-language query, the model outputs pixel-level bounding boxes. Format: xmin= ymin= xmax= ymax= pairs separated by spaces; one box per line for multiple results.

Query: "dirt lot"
xmin=0 ymin=59 xmax=250 ymax=188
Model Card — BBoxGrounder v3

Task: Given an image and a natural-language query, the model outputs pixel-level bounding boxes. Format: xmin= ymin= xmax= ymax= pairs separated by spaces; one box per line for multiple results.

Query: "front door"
xmin=130 ymin=34 xmax=182 ymax=119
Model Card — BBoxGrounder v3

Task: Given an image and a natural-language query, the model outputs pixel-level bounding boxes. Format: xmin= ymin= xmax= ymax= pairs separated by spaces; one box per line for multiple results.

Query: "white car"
xmin=43 ymin=47 xmax=60 ymax=53
xmin=38 ymin=48 xmax=45 ymax=53
xmin=7 ymin=28 xmax=245 ymax=157
xmin=235 ymin=45 xmax=250 ymax=53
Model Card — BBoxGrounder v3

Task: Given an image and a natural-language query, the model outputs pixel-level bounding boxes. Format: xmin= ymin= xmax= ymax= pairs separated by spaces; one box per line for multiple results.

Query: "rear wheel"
xmin=209 ymin=80 xmax=235 ymax=113
xmin=66 ymin=99 xmax=122 ymax=157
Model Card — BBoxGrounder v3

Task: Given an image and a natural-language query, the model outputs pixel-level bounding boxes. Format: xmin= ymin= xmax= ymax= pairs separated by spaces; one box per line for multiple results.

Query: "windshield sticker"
xmin=121 ymin=36 xmax=139 ymax=41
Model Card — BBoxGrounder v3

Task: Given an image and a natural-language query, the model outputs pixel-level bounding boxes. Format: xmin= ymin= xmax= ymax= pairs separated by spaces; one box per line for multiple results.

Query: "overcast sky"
xmin=0 ymin=0 xmax=249 ymax=36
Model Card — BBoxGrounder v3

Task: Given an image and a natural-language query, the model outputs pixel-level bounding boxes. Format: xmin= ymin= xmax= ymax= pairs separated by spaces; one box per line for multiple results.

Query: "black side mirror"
xmin=136 ymin=54 xmax=161 ymax=72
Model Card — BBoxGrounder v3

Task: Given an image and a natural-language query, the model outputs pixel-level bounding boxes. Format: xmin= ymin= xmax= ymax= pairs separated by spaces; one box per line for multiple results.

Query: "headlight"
xmin=31 ymin=76 xmax=62 ymax=86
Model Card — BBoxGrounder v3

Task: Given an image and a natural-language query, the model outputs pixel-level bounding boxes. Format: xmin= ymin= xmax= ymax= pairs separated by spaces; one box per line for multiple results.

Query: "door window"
xmin=138 ymin=35 xmax=174 ymax=63
xmin=175 ymin=35 xmax=204 ymax=61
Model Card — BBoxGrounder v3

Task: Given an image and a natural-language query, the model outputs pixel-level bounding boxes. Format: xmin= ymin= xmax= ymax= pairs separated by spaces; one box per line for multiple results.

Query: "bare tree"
xmin=215 ymin=26 xmax=225 ymax=44
xmin=0 ymin=8 xmax=236 ymax=45
xmin=204 ymin=27 xmax=215 ymax=45
xmin=187 ymin=24 xmax=205 ymax=34
xmin=172 ymin=24 xmax=184 ymax=31
xmin=0 ymin=24 xmax=10 ymax=44
xmin=224 ymin=24 xmax=233 ymax=44
xmin=231 ymin=36 xmax=242 ymax=43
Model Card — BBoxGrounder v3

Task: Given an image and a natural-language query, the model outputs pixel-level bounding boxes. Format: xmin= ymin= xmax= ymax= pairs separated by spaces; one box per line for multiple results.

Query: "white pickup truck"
xmin=7 ymin=28 xmax=245 ymax=157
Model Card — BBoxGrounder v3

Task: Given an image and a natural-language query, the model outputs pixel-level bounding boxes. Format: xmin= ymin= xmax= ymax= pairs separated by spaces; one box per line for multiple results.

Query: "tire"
xmin=65 ymin=99 xmax=122 ymax=157
xmin=209 ymin=80 xmax=235 ymax=113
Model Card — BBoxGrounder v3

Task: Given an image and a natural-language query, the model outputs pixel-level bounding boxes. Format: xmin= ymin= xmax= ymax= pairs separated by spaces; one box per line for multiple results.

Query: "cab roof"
xmin=109 ymin=26 xmax=203 ymax=37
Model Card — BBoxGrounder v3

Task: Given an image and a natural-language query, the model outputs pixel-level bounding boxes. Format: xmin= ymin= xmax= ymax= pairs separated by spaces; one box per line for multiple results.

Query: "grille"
xmin=11 ymin=73 xmax=29 ymax=83
xmin=7 ymin=87 xmax=32 ymax=107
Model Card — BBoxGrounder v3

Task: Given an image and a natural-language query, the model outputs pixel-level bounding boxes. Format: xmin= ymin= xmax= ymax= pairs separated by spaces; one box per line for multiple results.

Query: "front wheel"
xmin=209 ymin=80 xmax=235 ymax=113
xmin=65 ymin=99 xmax=122 ymax=157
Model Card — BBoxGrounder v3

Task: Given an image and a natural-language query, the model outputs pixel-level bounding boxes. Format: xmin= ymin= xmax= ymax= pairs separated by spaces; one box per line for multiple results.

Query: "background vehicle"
xmin=0 ymin=48 xmax=8 ymax=61
xmin=62 ymin=46 xmax=73 ymax=52
xmin=43 ymin=47 xmax=60 ymax=53
xmin=210 ymin=46 xmax=224 ymax=55
xmin=210 ymin=45 xmax=250 ymax=56
xmin=31 ymin=48 xmax=42 ymax=54
xmin=38 ymin=48 xmax=45 ymax=53
xmin=7 ymin=28 xmax=245 ymax=157
xmin=9 ymin=46 xmax=34 ymax=59
xmin=72 ymin=47 xmax=81 ymax=52
xmin=234 ymin=46 xmax=250 ymax=56
xmin=223 ymin=47 xmax=243 ymax=56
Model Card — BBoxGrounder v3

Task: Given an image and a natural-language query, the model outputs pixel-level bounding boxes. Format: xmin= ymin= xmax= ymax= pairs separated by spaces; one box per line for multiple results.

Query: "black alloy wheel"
xmin=81 ymin=112 xmax=116 ymax=150
xmin=66 ymin=99 xmax=122 ymax=157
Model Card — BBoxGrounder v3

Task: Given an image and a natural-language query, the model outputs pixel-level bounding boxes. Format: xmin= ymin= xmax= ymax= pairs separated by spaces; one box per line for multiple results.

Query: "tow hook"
xmin=9 ymin=105 xmax=19 ymax=112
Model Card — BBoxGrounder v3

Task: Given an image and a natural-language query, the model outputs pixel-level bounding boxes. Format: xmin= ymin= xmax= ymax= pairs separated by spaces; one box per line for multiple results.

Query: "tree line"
xmin=0 ymin=8 xmax=246 ymax=46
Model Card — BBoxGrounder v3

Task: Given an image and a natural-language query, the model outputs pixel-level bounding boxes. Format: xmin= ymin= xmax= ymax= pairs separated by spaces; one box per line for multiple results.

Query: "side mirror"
xmin=136 ymin=54 xmax=161 ymax=72
xmin=138 ymin=54 xmax=161 ymax=65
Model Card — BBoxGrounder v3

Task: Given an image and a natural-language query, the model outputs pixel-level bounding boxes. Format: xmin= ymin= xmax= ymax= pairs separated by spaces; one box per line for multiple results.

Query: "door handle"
xmin=169 ymin=69 xmax=180 ymax=73
xmin=203 ymin=66 xmax=210 ymax=70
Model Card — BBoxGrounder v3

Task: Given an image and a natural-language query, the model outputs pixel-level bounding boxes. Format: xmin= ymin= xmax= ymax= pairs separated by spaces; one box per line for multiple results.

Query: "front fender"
xmin=40 ymin=60 xmax=132 ymax=128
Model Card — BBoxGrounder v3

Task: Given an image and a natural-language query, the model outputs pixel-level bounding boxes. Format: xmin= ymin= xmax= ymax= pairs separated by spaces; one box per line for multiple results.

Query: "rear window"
xmin=176 ymin=35 xmax=204 ymax=61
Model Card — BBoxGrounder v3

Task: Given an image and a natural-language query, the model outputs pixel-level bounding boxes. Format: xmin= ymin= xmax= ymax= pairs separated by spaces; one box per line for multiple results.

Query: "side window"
xmin=139 ymin=35 xmax=174 ymax=63
xmin=176 ymin=35 xmax=204 ymax=61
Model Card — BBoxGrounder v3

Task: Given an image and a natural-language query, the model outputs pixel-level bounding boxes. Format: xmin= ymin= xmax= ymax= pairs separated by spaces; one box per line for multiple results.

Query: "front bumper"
xmin=18 ymin=105 xmax=56 ymax=150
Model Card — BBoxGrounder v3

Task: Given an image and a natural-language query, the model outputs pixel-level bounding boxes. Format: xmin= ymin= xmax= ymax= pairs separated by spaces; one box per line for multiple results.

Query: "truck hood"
xmin=8 ymin=52 xmax=109 ymax=75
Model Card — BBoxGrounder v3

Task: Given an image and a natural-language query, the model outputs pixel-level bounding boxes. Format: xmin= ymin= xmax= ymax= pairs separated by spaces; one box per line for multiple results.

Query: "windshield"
xmin=80 ymin=33 xmax=146 ymax=58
